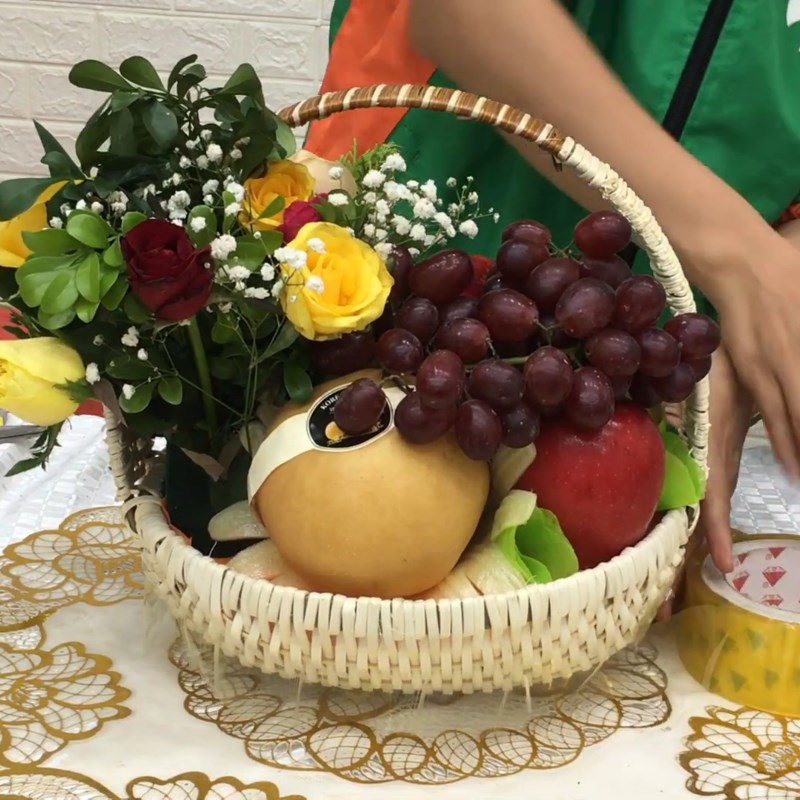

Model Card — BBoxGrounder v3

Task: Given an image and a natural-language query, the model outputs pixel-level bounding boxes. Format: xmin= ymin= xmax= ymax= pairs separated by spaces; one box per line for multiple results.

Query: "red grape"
xmin=502 ymin=219 xmax=552 ymax=246
xmin=554 ymin=277 xmax=615 ymax=339
xmin=523 ymin=257 xmax=580 ymax=313
xmin=652 ymin=362 xmax=696 ymax=402
xmin=522 ymin=346 xmax=573 ymax=411
xmin=580 ymin=255 xmax=632 ymax=288
xmin=376 ymin=328 xmax=424 ymax=373
xmin=538 ymin=312 xmax=577 ymax=349
xmin=629 ymin=373 xmax=662 ymax=408
xmin=663 ymin=313 xmax=721 ymax=360
xmin=500 ymin=403 xmax=541 ymax=448
xmin=409 ymin=248 xmax=472 ymax=304
xmin=636 ymin=327 xmax=680 ymax=377
xmin=395 ymin=392 xmax=456 ymax=444
xmin=455 ymin=400 xmax=503 ymax=460
xmin=311 ymin=332 xmax=376 ymax=377
xmin=574 ymin=211 xmax=632 ymax=257
xmin=435 ymin=318 xmax=491 ymax=363
xmin=388 ymin=245 xmax=413 ymax=304
xmin=564 ymin=366 xmax=615 ymax=430
xmin=416 ymin=350 xmax=465 ymax=409
xmin=481 ymin=271 xmax=510 ymax=294
xmin=687 ymin=355 xmax=712 ymax=381
xmin=467 ymin=359 xmax=524 ymax=411
xmin=609 ymin=375 xmax=632 ymax=401
xmin=439 ymin=296 xmax=479 ymax=326
xmin=334 ymin=379 xmax=386 ymax=435
xmin=613 ymin=275 xmax=666 ymax=332
xmin=395 ymin=297 xmax=439 ymax=343
xmin=585 ymin=328 xmax=641 ymax=377
xmin=477 ymin=288 xmax=539 ymax=344
xmin=496 ymin=239 xmax=549 ymax=282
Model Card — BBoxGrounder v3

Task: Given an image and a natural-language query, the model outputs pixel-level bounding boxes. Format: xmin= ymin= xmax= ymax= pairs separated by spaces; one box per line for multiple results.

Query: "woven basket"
xmin=107 ymin=84 xmax=708 ymax=695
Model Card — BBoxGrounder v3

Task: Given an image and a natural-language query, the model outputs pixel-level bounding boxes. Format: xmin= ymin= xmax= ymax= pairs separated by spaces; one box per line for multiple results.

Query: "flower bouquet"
xmin=0 ymin=60 xmax=718 ymax=691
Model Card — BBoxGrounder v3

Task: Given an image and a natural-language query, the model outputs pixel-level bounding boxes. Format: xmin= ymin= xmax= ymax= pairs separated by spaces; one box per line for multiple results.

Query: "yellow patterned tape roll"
xmin=677 ymin=533 xmax=800 ymax=717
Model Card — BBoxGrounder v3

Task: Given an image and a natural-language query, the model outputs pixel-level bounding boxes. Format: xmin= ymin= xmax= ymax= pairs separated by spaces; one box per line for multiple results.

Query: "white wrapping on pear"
xmin=208 ymin=500 xmax=267 ymax=543
xmin=227 ymin=540 xmax=311 ymax=589
xmin=491 ymin=444 xmax=536 ymax=503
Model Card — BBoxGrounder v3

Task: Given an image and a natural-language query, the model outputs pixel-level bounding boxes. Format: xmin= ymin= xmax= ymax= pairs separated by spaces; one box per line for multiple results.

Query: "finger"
xmin=700 ymin=487 xmax=734 ymax=573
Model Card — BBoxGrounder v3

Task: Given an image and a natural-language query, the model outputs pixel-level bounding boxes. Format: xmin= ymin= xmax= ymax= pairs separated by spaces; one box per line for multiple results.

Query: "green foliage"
xmin=5 ymin=423 xmax=64 ymax=477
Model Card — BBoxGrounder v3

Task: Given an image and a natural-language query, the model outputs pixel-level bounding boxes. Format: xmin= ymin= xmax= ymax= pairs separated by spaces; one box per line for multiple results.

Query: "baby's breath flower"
xmin=90 ymin=201 xmax=104 ymax=215
xmin=200 ymin=129 xmax=213 ymax=142
xmin=327 ymin=192 xmax=349 ymax=207
xmin=260 ymin=263 xmax=276 ymax=282
xmin=76 ymin=199 xmax=87 ymax=211
xmin=446 ymin=177 xmax=457 ymax=188
xmin=179 ymin=156 xmax=192 ymax=169
xmin=211 ymin=234 xmax=237 ymax=261
xmin=206 ymin=143 xmax=223 ymax=163
xmin=375 ymin=241 xmax=393 ymax=257
xmin=420 ymin=180 xmax=438 ymax=200
xmin=375 ymin=199 xmax=391 ymax=216
xmin=305 ymin=275 xmax=325 ymax=294
xmin=195 ymin=155 xmax=209 ymax=170
xmin=381 ymin=153 xmax=407 ymax=172
xmin=410 ymin=223 xmax=427 ymax=242
xmin=328 ymin=165 xmax=343 ymax=180
xmin=60 ymin=203 xmax=71 ymax=217
xmin=434 ymin=211 xmax=452 ymax=228
xmin=271 ymin=279 xmax=285 ymax=298
xmin=253 ymin=231 xmax=262 ymax=239
xmin=218 ymin=302 xmax=233 ymax=313
xmin=49 ymin=217 xmax=63 ymax=229
xmin=202 ymin=179 xmax=219 ymax=195
xmin=363 ymin=191 xmax=378 ymax=204
xmin=186 ymin=138 xmax=199 ymax=150
xmin=413 ymin=198 xmax=436 ymax=219
xmin=459 ymin=219 xmax=479 ymax=238
xmin=468 ymin=191 xmax=479 ymax=204
xmin=362 ymin=169 xmax=386 ymax=188
xmin=89 ymin=166 xmax=99 ymax=178
xmin=274 ymin=246 xmax=307 ymax=269
xmin=408 ymin=247 xmax=420 ymax=257
xmin=137 ymin=348 xmax=149 ymax=361
xmin=363 ymin=223 xmax=376 ymax=238
xmin=446 ymin=225 xmax=456 ymax=237
xmin=203 ymin=194 xmax=214 ymax=205
xmin=375 ymin=228 xmax=388 ymax=241
xmin=92 ymin=335 xmax=104 ymax=346
xmin=122 ymin=384 xmax=135 ymax=400
xmin=306 ymin=237 xmax=325 ymax=253
xmin=392 ymin=215 xmax=411 ymax=236
xmin=227 ymin=182 xmax=245 ymax=202
xmin=406 ymin=180 xmax=419 ymax=190
xmin=230 ymin=148 xmax=242 ymax=161
xmin=85 ymin=363 xmax=100 ymax=384
xmin=448 ymin=203 xmax=459 ymax=215
xmin=121 ymin=327 xmax=139 ymax=348
xmin=226 ymin=265 xmax=251 ymax=281
xmin=493 ymin=212 xmax=501 ymax=223
xmin=244 ymin=287 xmax=269 ymax=299
xmin=190 ymin=217 xmax=207 ymax=233
xmin=224 ymin=202 xmax=241 ymax=216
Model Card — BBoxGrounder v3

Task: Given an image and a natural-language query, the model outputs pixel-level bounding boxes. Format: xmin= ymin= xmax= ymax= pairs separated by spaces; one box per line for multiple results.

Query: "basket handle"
xmin=279 ymin=84 xmax=709 ymax=470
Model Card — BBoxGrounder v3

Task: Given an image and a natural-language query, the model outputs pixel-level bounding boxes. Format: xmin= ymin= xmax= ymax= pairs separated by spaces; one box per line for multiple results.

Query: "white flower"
xmin=306 ymin=237 xmax=325 ymax=253
xmin=446 ymin=177 xmax=457 ymax=188
xmin=203 ymin=194 xmax=214 ymax=205
xmin=260 ymin=264 xmax=275 ymax=282
xmin=223 ymin=174 xmax=235 ymax=188
xmin=375 ymin=241 xmax=393 ymax=257
xmin=224 ymin=202 xmax=241 ymax=216
xmin=467 ymin=175 xmax=474 ymax=182
xmin=420 ymin=179 xmax=438 ymax=200
xmin=434 ymin=211 xmax=452 ymax=228
xmin=381 ymin=152 xmax=407 ymax=172
xmin=409 ymin=247 xmax=420 ymax=257
xmin=190 ymin=216 xmax=207 ymax=233
xmin=363 ymin=223 xmax=376 ymax=238
xmin=137 ymin=349 xmax=149 ymax=361
xmin=244 ymin=287 xmax=269 ymax=299
xmin=459 ymin=219 xmax=479 ymax=238
xmin=468 ymin=191 xmax=479 ymax=205
xmin=202 ymin=179 xmax=219 ymax=195
xmin=210 ymin=235 xmax=237 ymax=261
xmin=89 ymin=166 xmax=99 ymax=178
xmin=271 ymin=279 xmax=284 ymax=298
xmin=410 ymin=223 xmax=427 ymax=242
xmin=413 ymin=198 xmax=436 ymax=219
xmin=206 ymin=143 xmax=223 ymax=163
xmin=362 ymin=169 xmax=386 ymax=188
xmin=274 ymin=246 xmax=307 ymax=269
xmin=227 ymin=182 xmax=245 ymax=202
xmin=424 ymin=234 xmax=436 ymax=247
xmin=218 ymin=302 xmax=233 ymax=313
xmin=85 ymin=363 xmax=100 ymax=384
xmin=75 ymin=199 xmax=87 ymax=211
xmin=49 ymin=217 xmax=63 ymax=229
xmin=230 ymin=148 xmax=242 ymax=161
xmin=363 ymin=191 xmax=378 ymax=204
xmin=186 ymin=138 xmax=199 ymax=150
xmin=448 ymin=202 xmax=460 ymax=215
xmin=171 ymin=173 xmax=183 ymax=186
xmin=328 ymin=165 xmax=343 ymax=180
xmin=446 ymin=225 xmax=456 ymax=237
xmin=305 ymin=275 xmax=325 ymax=294
xmin=375 ymin=199 xmax=391 ymax=216
xmin=122 ymin=384 xmax=135 ymax=400
xmin=200 ymin=129 xmax=213 ymax=142
xmin=225 ymin=265 xmax=251 ymax=282
xmin=234 ymin=280 xmax=246 ymax=292
xmin=253 ymin=231 xmax=262 ymax=239
xmin=171 ymin=219 xmax=184 ymax=227
xmin=392 ymin=214 xmax=411 ymax=236
xmin=121 ymin=327 xmax=139 ymax=348
xmin=179 ymin=156 xmax=192 ymax=169
xmin=493 ymin=212 xmax=501 ymax=223
xmin=327 ymin=192 xmax=349 ymax=207
xmin=92 ymin=335 xmax=104 ymax=346
xmin=375 ymin=228 xmax=388 ymax=241
xmin=90 ymin=201 xmax=104 ymax=215
xmin=167 ymin=191 xmax=191 ymax=221
xmin=195 ymin=155 xmax=209 ymax=170
xmin=60 ymin=203 xmax=71 ymax=216
xmin=406 ymin=180 xmax=419 ymax=190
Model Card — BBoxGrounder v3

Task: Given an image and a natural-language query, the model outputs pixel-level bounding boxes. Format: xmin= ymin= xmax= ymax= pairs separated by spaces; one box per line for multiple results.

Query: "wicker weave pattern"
xmin=108 ymin=84 xmax=706 ymax=694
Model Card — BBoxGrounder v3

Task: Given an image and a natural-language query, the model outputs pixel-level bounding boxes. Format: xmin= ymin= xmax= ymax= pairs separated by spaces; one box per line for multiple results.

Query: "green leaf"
xmin=66 ymin=211 xmax=113 ymax=249
xmin=211 ymin=317 xmax=237 ymax=344
xmin=119 ymin=381 xmax=155 ymax=414
xmin=16 ymin=254 xmax=77 ymax=307
xmin=37 ymin=307 xmax=75 ymax=330
xmin=142 ymin=100 xmax=178 ymax=149
xmin=103 ymin=238 xmax=123 ymax=267
xmin=75 ymin=297 xmax=99 ymax=322
xmin=119 ymin=56 xmax=164 ymax=90
xmin=21 ymin=228 xmax=80 ymax=256
xmin=210 ymin=357 xmax=237 ymax=380
xmin=34 ymin=121 xmax=83 ymax=179
xmin=186 ymin=206 xmax=216 ymax=247
xmin=283 ymin=363 xmax=312 ymax=403
xmin=0 ymin=177 xmax=60 ymax=221
xmin=158 ymin=376 xmax=183 ymax=405
xmin=110 ymin=91 xmax=140 ymax=112
xmin=109 ymin=108 xmax=137 ymax=155
xmin=221 ymin=63 xmax=262 ymax=96
xmin=658 ymin=452 xmax=700 ymax=511
xmin=275 ymin=118 xmax=297 ymax=159
xmin=176 ymin=64 xmax=206 ymax=97
xmin=663 ymin=430 xmax=706 ymax=497
xmin=75 ymin=107 xmax=112 ymax=169
xmin=259 ymin=323 xmax=298 ymax=362
xmin=231 ymin=241 xmax=266 ymax=269
xmin=40 ymin=270 xmax=78 ymax=314
xmin=69 ymin=60 xmax=133 ymax=92
xmin=4 ymin=423 xmax=63 ymax=476
xmin=121 ymin=211 xmax=147 ymax=234
xmin=106 ymin=355 xmax=152 ymax=380
xmin=258 ymin=230 xmax=283 ymax=255
xmin=123 ymin=292 xmax=150 ymax=323
xmin=257 ymin=195 xmax=285 ymax=221
xmin=101 ymin=275 xmax=128 ymax=310
xmin=515 ymin=508 xmax=579 ymax=581
xmin=75 ymin=251 xmax=101 ymax=302
xmin=99 ymin=264 xmax=118 ymax=295
xmin=168 ymin=54 xmax=198 ymax=91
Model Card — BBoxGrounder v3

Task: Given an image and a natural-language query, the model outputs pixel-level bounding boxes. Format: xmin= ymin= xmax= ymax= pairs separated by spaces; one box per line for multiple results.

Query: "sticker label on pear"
xmin=307 ymin=384 xmax=394 ymax=451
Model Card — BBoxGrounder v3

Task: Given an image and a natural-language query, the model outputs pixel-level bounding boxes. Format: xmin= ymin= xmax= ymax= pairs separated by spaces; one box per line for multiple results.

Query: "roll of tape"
xmin=678 ymin=533 xmax=800 ymax=716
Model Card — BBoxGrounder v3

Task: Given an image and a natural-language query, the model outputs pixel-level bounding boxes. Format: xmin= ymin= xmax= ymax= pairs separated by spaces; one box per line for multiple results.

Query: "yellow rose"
xmin=241 ymin=160 xmax=315 ymax=232
xmin=0 ymin=337 xmax=84 ymax=425
xmin=280 ymin=222 xmax=393 ymax=341
xmin=0 ymin=183 xmax=65 ymax=268
xmin=290 ymin=149 xmax=357 ymax=196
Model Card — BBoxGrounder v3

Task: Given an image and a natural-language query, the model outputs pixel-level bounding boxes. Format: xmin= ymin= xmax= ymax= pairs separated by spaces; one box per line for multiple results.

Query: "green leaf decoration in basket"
xmin=658 ymin=428 xmax=706 ymax=511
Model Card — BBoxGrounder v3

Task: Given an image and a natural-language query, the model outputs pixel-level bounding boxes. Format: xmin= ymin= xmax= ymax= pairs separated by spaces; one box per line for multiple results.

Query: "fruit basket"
xmin=107 ymin=84 xmax=708 ymax=694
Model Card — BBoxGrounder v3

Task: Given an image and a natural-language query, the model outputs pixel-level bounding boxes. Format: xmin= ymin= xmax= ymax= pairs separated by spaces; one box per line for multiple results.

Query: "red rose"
xmin=462 ymin=255 xmax=494 ymax=297
xmin=122 ymin=220 xmax=213 ymax=322
xmin=277 ymin=199 xmax=323 ymax=242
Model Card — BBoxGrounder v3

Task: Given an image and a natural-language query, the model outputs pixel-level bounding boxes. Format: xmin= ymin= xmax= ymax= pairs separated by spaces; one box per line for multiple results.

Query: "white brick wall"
xmin=0 ymin=0 xmax=334 ymax=179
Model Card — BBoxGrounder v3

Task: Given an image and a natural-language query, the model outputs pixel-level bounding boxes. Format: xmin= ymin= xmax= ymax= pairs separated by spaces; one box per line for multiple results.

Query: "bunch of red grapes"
xmin=316 ymin=210 xmax=721 ymax=462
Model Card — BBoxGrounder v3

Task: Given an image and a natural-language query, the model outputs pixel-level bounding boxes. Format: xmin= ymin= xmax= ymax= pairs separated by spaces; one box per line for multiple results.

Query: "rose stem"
xmin=187 ymin=317 xmax=218 ymax=440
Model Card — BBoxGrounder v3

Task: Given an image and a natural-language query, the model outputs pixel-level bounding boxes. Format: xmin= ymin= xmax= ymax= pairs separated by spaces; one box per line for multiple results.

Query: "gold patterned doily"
xmin=680 ymin=707 xmax=800 ymax=799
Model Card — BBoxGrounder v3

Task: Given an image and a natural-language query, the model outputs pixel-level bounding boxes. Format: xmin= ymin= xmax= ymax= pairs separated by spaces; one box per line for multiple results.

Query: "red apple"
xmin=516 ymin=403 xmax=665 ymax=568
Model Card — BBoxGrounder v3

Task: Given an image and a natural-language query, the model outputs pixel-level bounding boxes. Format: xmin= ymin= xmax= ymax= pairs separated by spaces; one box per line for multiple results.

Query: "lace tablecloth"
xmin=0 ymin=418 xmax=798 ymax=800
